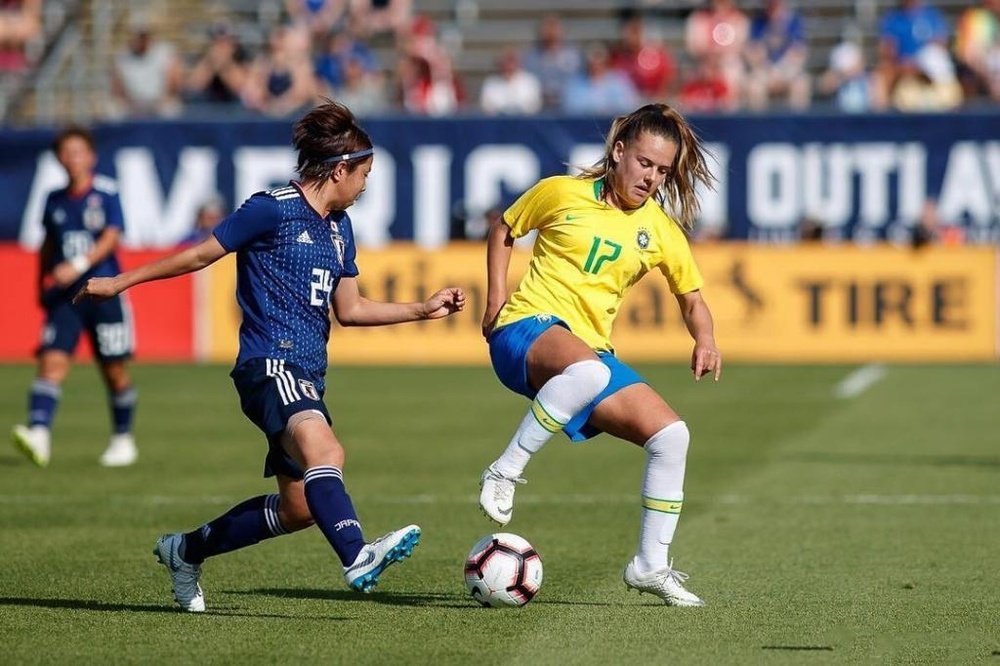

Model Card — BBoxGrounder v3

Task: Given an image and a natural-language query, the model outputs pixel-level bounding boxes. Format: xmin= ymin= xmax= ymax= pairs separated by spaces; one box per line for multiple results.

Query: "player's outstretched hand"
xmin=422 ymin=287 xmax=466 ymax=319
xmin=73 ymin=277 xmax=121 ymax=305
xmin=691 ymin=340 xmax=722 ymax=382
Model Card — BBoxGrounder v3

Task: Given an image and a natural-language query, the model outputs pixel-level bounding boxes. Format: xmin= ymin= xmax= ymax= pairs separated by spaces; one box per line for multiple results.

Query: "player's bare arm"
xmin=332 ymin=276 xmax=465 ymax=326
xmin=74 ymin=235 xmax=228 ymax=304
xmin=482 ymin=215 xmax=515 ymax=338
xmin=676 ymin=290 xmax=721 ymax=381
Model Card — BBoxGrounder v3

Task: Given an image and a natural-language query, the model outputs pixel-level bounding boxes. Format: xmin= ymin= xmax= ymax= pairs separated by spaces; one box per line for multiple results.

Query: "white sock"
xmin=492 ymin=359 xmax=611 ymax=478
xmin=636 ymin=421 xmax=690 ymax=573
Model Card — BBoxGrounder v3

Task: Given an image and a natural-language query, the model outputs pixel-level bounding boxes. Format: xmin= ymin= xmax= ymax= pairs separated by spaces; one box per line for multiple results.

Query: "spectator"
xmin=0 ymin=0 xmax=40 ymax=74
xmin=522 ymin=14 xmax=583 ymax=110
xmin=819 ymin=28 xmax=872 ymax=113
xmin=679 ymin=55 xmax=732 ymax=112
xmin=285 ymin=0 xmax=349 ymax=39
xmin=349 ymin=0 xmax=412 ymax=38
xmin=396 ymin=53 xmax=460 ymax=116
xmin=609 ymin=13 xmax=676 ymax=101
xmin=334 ymin=55 xmax=389 ymax=117
xmin=181 ymin=195 xmax=226 ymax=244
xmin=891 ymin=43 xmax=963 ymax=111
xmin=954 ymin=0 xmax=1000 ymax=102
xmin=185 ymin=23 xmax=250 ymax=106
xmin=745 ymin=0 xmax=810 ymax=110
xmin=395 ymin=15 xmax=463 ymax=116
xmin=874 ymin=0 xmax=949 ymax=106
xmin=685 ymin=0 xmax=749 ymax=109
xmin=109 ymin=13 xmax=184 ymax=119
xmin=243 ymin=24 xmax=319 ymax=117
xmin=561 ymin=43 xmax=640 ymax=115
xmin=479 ymin=46 xmax=542 ymax=115
xmin=314 ymin=28 xmax=378 ymax=95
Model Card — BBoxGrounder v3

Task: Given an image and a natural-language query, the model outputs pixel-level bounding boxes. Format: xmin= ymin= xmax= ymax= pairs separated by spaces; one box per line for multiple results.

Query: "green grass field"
xmin=1 ymin=362 xmax=997 ymax=664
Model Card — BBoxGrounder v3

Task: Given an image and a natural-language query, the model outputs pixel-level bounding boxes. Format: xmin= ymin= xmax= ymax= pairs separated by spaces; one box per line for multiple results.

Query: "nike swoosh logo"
xmin=346 ymin=550 xmax=375 ymax=573
xmin=566 ymin=214 xmax=582 ymax=220
xmin=498 ymin=507 xmax=512 ymax=515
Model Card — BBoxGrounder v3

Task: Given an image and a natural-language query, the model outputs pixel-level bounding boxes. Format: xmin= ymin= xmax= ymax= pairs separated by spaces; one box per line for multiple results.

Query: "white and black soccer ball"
xmin=464 ymin=533 xmax=543 ymax=607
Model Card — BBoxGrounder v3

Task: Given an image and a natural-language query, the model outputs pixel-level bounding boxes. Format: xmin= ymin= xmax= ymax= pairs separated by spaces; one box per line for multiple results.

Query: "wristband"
xmin=70 ymin=255 xmax=92 ymax=274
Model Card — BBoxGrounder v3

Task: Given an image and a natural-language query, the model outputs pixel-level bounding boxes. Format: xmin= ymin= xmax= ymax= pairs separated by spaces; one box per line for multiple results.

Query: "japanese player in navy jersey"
xmin=12 ymin=127 xmax=139 ymax=468
xmin=75 ymin=101 xmax=466 ymax=612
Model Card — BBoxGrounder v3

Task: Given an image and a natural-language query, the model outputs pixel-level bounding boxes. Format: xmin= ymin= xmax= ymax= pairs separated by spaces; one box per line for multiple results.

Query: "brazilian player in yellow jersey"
xmin=480 ymin=104 xmax=721 ymax=606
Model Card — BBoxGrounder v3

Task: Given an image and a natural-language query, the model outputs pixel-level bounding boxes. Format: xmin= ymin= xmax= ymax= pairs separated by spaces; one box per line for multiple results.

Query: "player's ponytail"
xmin=577 ymin=104 xmax=715 ymax=230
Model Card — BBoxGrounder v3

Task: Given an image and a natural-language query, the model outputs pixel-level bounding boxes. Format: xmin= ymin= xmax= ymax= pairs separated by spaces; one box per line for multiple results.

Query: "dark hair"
xmin=52 ymin=125 xmax=96 ymax=154
xmin=576 ymin=103 xmax=715 ymax=229
xmin=292 ymin=99 xmax=373 ymax=183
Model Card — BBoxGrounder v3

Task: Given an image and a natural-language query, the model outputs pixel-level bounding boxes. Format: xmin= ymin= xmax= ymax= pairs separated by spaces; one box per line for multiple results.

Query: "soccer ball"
xmin=464 ymin=533 xmax=543 ymax=607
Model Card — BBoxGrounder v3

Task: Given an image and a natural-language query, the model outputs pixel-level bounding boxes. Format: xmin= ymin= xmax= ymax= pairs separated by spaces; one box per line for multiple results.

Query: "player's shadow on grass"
xmin=236 ymin=588 xmax=615 ymax=608
xmin=790 ymin=452 xmax=1000 ymax=469
xmin=0 ymin=596 xmax=183 ymax=614
xmin=0 ymin=596 xmax=342 ymax=620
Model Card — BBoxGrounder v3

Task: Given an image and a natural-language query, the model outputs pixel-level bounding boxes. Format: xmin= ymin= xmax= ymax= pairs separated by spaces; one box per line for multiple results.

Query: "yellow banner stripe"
xmin=531 ymin=400 xmax=564 ymax=433
xmin=643 ymin=497 xmax=683 ymax=514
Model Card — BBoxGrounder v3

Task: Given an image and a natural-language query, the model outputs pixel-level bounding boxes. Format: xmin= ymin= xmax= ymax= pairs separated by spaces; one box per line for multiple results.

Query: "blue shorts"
xmin=231 ymin=357 xmax=332 ymax=480
xmin=39 ymin=293 xmax=134 ymax=362
xmin=488 ymin=314 xmax=644 ymax=442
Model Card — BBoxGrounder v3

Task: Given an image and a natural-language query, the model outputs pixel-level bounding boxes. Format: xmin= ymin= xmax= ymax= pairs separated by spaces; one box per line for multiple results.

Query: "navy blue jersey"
xmin=42 ymin=175 xmax=124 ymax=279
xmin=213 ymin=182 xmax=359 ymax=386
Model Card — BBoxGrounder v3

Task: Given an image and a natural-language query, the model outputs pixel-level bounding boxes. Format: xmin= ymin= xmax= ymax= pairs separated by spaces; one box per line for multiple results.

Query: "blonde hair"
xmin=576 ymin=103 xmax=715 ymax=229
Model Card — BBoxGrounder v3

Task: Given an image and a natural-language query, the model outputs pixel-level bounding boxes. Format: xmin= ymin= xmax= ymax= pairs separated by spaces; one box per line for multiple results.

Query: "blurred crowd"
xmin=1 ymin=0 xmax=998 ymax=120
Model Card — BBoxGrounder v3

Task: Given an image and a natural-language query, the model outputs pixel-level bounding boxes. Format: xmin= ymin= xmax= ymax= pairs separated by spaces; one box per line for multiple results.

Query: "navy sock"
xmin=109 ymin=386 xmax=137 ymax=434
xmin=181 ymin=494 xmax=286 ymax=565
xmin=28 ymin=379 xmax=60 ymax=428
xmin=303 ymin=465 xmax=365 ymax=566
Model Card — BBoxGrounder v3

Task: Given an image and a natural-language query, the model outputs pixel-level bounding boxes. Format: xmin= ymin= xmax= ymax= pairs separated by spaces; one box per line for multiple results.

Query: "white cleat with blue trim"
xmin=344 ymin=524 xmax=421 ymax=593
xmin=153 ymin=533 xmax=206 ymax=612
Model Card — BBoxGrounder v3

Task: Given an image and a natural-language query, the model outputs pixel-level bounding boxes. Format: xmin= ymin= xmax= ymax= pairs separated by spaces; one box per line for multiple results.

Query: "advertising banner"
xmin=0 ymin=247 xmax=194 ymax=361
xmin=2 ymin=113 xmax=998 ymax=249
xmin=200 ymin=244 xmax=999 ymax=365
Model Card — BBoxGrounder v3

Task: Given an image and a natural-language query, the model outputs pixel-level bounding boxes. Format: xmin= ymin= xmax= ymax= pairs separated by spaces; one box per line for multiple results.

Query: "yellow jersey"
xmin=495 ymin=175 xmax=703 ymax=352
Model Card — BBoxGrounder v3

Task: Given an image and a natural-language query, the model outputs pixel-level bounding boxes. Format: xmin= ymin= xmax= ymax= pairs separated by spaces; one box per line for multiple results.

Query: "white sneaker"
xmin=100 ymin=433 xmax=137 ymax=467
xmin=11 ymin=425 xmax=50 ymax=467
xmin=479 ymin=464 xmax=525 ymax=526
xmin=153 ymin=533 xmax=205 ymax=612
xmin=344 ymin=524 xmax=421 ymax=593
xmin=623 ymin=558 xmax=705 ymax=607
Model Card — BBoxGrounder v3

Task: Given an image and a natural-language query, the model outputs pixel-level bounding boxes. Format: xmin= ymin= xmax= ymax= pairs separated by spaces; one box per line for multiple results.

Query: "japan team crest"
xmin=298 ymin=379 xmax=320 ymax=401
xmin=83 ymin=194 xmax=106 ymax=231
xmin=636 ymin=228 xmax=651 ymax=250
xmin=330 ymin=224 xmax=345 ymax=266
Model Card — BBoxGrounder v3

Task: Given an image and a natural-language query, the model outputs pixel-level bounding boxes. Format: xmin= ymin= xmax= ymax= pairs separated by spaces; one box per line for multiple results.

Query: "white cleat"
xmin=479 ymin=464 xmax=525 ymax=526
xmin=153 ymin=533 xmax=205 ymax=612
xmin=623 ymin=558 xmax=705 ymax=607
xmin=100 ymin=433 xmax=138 ymax=467
xmin=344 ymin=524 xmax=421 ymax=594
xmin=11 ymin=425 xmax=50 ymax=467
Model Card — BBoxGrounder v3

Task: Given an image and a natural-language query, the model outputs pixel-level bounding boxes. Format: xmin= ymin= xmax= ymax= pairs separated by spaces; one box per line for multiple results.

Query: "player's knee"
xmin=279 ymin=502 xmax=314 ymax=532
xmin=286 ymin=410 xmax=344 ymax=467
xmin=644 ymin=420 xmax=690 ymax=464
xmin=563 ymin=359 xmax=611 ymax=394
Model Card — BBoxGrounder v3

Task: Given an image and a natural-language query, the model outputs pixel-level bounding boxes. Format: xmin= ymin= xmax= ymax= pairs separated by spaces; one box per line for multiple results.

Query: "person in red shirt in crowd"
xmin=680 ymin=56 xmax=732 ymax=112
xmin=610 ymin=12 xmax=676 ymax=101
xmin=0 ymin=0 xmax=40 ymax=74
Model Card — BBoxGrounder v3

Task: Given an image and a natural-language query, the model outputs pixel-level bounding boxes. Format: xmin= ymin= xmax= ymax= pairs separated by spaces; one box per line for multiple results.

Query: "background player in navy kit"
xmin=74 ymin=101 xmax=466 ymax=612
xmin=12 ymin=126 xmax=139 ymax=468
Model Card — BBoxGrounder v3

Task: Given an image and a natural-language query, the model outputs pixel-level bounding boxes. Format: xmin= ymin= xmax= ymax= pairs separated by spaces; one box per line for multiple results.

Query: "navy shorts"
xmin=231 ymin=357 xmax=332 ymax=480
xmin=39 ymin=293 xmax=134 ymax=362
xmin=488 ymin=314 xmax=644 ymax=442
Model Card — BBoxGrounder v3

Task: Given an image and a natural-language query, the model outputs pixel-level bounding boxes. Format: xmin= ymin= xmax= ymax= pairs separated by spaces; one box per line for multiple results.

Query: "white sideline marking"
xmin=2 ymin=493 xmax=999 ymax=506
xmin=833 ymin=363 xmax=887 ymax=399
